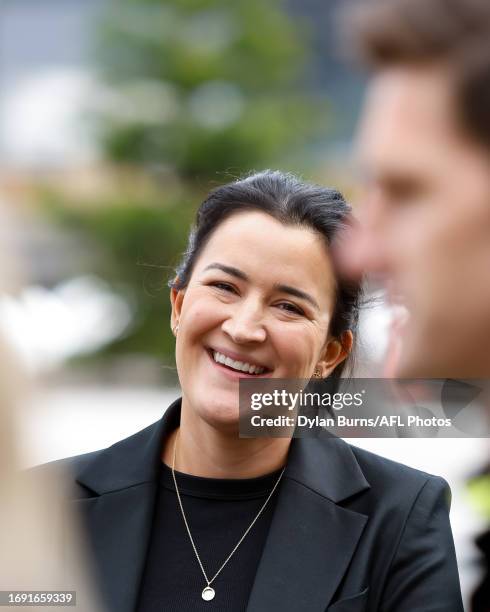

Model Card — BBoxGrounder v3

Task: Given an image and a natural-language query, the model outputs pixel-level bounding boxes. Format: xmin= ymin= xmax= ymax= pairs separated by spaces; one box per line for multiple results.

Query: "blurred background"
xmin=0 ymin=1 xmax=485 ymax=609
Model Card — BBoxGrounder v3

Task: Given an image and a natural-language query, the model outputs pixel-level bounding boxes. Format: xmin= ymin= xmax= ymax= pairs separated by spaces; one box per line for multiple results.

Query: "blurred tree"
xmin=93 ymin=0 xmax=325 ymax=180
xmin=41 ymin=185 xmax=195 ymax=371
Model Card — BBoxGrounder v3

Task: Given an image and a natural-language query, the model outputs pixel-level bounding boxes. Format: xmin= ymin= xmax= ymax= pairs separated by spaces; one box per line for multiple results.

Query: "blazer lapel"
xmin=246 ymin=433 xmax=370 ymax=612
xmin=73 ymin=483 xmax=156 ymax=612
xmin=71 ymin=399 xmax=182 ymax=612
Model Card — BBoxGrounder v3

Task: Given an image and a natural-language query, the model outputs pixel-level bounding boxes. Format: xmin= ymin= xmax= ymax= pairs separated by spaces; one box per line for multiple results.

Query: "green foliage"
xmin=92 ymin=0 xmax=326 ymax=179
xmin=42 ymin=190 xmax=195 ymax=363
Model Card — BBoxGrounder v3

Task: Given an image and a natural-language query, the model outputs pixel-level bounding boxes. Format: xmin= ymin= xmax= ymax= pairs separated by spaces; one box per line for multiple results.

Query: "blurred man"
xmin=339 ymin=1 xmax=490 ymax=609
xmin=339 ymin=0 xmax=490 ymax=380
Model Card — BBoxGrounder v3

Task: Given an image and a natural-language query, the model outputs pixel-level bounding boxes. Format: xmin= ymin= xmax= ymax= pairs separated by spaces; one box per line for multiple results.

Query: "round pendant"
xmin=202 ymin=586 xmax=215 ymax=601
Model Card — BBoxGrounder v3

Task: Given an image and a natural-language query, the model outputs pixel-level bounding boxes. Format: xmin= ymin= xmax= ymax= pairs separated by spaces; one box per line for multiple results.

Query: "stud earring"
xmin=173 ymin=324 xmax=179 ymax=335
xmin=313 ymin=367 xmax=322 ymax=378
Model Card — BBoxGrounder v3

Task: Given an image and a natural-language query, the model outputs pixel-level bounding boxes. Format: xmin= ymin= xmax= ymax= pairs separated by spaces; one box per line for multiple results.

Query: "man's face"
xmin=348 ymin=65 xmax=490 ymax=377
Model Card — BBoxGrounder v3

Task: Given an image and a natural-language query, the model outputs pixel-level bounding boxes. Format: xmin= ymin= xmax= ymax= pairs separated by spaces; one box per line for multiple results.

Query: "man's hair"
xmin=345 ymin=0 xmax=490 ymax=149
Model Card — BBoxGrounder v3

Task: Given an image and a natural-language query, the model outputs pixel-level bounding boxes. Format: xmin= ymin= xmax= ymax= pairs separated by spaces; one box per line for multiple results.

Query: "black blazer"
xmin=40 ymin=397 xmax=464 ymax=612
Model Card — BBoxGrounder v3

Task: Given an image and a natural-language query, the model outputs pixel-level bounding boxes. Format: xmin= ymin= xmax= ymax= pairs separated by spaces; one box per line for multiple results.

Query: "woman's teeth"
xmin=212 ymin=350 xmax=266 ymax=375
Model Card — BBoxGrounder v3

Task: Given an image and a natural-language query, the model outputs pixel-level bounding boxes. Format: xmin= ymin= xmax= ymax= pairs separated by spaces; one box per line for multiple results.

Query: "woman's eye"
xmin=277 ymin=302 xmax=304 ymax=315
xmin=210 ymin=281 xmax=236 ymax=293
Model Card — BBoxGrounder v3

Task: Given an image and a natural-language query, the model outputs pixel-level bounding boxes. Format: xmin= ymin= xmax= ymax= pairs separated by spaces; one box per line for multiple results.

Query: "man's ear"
xmin=170 ymin=279 xmax=185 ymax=333
xmin=316 ymin=330 xmax=354 ymax=377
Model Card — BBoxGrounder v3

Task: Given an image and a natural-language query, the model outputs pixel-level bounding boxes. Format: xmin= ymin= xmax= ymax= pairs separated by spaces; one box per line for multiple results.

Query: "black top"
xmin=136 ymin=461 xmax=284 ymax=612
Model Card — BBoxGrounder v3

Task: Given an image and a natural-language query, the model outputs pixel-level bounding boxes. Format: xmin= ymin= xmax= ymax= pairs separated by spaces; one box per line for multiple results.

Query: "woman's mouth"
xmin=206 ymin=348 xmax=273 ymax=378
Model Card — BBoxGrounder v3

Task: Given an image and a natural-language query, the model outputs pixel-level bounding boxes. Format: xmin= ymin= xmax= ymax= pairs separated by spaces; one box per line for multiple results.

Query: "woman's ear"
xmin=317 ymin=330 xmax=354 ymax=377
xmin=170 ymin=278 xmax=185 ymax=334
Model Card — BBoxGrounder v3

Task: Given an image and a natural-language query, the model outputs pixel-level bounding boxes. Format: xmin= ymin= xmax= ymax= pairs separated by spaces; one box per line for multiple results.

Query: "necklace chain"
xmin=171 ymin=430 xmax=286 ymax=589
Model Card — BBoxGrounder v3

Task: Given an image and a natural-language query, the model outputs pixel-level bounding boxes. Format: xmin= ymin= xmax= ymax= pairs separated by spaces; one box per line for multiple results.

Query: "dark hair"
xmin=343 ymin=0 xmax=490 ymax=149
xmin=168 ymin=170 xmax=363 ymax=385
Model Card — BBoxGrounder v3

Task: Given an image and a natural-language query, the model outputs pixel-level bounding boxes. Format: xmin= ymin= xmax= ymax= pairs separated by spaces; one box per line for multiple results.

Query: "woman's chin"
xmin=199 ymin=400 xmax=241 ymax=433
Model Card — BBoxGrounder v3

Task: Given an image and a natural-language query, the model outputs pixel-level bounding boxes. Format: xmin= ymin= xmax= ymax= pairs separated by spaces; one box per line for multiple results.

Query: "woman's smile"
xmin=205 ymin=346 xmax=274 ymax=380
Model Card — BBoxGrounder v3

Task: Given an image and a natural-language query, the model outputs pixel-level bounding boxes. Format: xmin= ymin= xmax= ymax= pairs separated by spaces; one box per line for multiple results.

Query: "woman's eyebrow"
xmin=204 ymin=262 xmax=248 ymax=281
xmin=202 ymin=262 xmax=320 ymax=311
xmin=274 ymin=283 xmax=320 ymax=311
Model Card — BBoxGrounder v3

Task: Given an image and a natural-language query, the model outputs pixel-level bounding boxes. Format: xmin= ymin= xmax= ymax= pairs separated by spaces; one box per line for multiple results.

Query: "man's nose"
xmin=333 ymin=198 xmax=391 ymax=283
xmin=221 ymin=301 xmax=267 ymax=344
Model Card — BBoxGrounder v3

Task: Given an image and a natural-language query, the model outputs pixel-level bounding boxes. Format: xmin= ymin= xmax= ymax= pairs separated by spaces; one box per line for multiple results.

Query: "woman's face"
xmin=171 ymin=210 xmax=350 ymax=430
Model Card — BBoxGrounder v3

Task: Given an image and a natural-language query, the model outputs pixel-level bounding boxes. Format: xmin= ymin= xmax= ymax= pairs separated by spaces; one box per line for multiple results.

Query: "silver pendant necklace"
xmin=171 ymin=430 xmax=285 ymax=602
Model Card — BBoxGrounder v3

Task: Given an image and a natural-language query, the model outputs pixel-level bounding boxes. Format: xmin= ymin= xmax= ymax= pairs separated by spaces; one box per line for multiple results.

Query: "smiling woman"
xmin=37 ymin=171 xmax=463 ymax=612
xmin=165 ymin=172 xmax=358 ymax=443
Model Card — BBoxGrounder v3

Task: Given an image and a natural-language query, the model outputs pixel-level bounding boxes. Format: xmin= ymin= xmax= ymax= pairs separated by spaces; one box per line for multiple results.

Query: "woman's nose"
xmin=221 ymin=302 xmax=266 ymax=344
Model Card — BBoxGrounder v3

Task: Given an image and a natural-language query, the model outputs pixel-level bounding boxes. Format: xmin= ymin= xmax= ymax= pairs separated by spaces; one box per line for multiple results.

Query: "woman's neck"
xmin=161 ymin=405 xmax=292 ymax=479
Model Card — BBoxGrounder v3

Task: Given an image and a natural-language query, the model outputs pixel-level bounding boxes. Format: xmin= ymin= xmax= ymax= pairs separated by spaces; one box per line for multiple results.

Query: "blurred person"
xmin=338 ymin=0 xmax=490 ymax=381
xmin=337 ymin=0 xmax=490 ymax=609
xmin=37 ymin=171 xmax=463 ymax=611
xmin=0 ymin=212 xmax=103 ymax=611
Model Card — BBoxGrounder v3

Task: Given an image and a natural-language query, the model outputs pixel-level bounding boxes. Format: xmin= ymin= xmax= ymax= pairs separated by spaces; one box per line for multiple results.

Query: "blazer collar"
xmin=76 ymin=397 xmax=181 ymax=495
xmin=76 ymin=396 xmax=369 ymax=503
